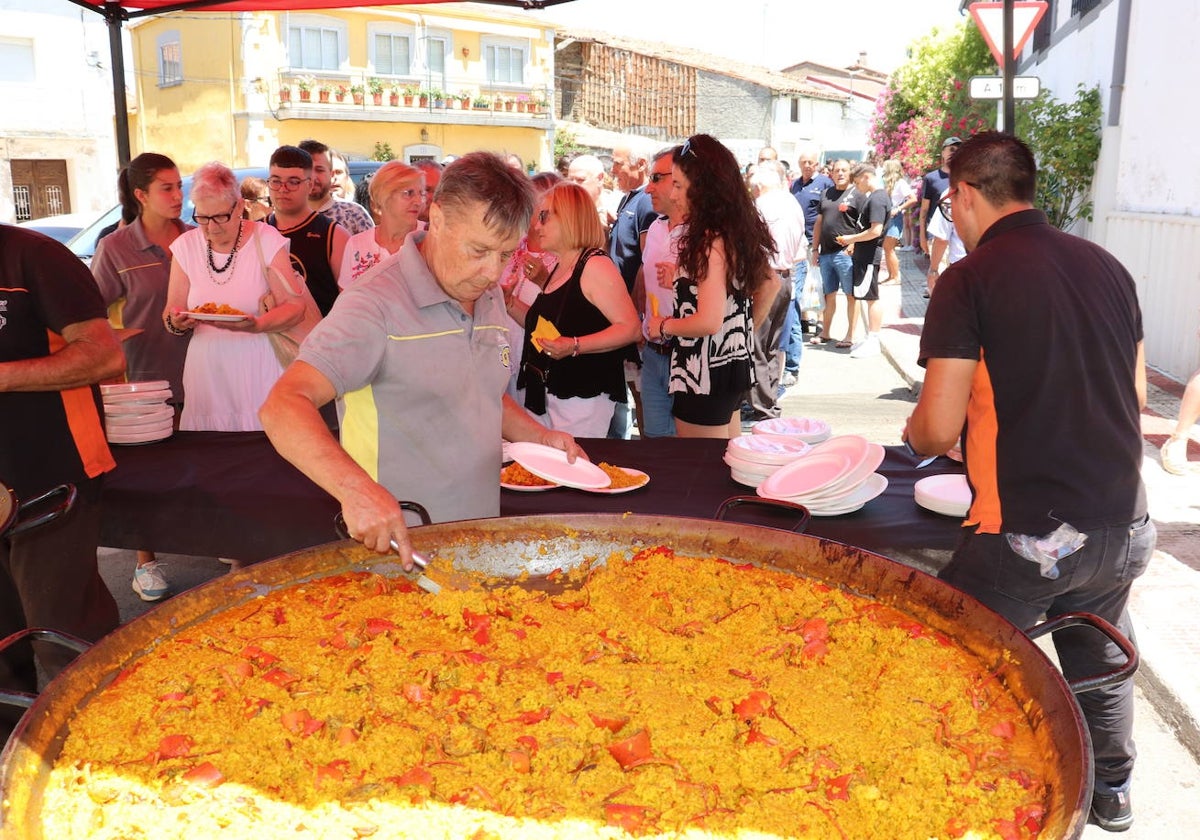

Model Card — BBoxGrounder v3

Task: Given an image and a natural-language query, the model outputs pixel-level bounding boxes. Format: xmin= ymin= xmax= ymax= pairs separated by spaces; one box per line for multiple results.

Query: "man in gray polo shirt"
xmin=261 ymin=152 xmax=583 ymax=569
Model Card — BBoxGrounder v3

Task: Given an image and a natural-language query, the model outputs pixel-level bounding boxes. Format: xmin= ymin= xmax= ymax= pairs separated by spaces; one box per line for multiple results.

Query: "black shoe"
xmin=1091 ymin=782 xmax=1133 ymax=832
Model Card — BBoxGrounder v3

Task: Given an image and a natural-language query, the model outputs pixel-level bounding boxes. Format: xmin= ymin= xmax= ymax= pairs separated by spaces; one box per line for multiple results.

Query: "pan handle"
xmin=0 ymin=628 xmax=92 ymax=711
xmin=715 ymin=495 xmax=811 ymax=534
xmin=333 ymin=500 xmax=433 ymax=541
xmin=1026 ymin=611 xmax=1139 ymax=694
xmin=7 ymin=484 xmax=76 ymax=538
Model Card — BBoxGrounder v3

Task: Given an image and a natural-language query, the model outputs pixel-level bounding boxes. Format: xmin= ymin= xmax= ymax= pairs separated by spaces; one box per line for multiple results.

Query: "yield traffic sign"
xmin=968 ymin=1 xmax=1049 ymax=67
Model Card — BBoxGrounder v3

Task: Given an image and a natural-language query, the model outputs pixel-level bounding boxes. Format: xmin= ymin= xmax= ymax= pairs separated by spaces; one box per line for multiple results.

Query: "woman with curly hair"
xmin=646 ymin=135 xmax=778 ymax=438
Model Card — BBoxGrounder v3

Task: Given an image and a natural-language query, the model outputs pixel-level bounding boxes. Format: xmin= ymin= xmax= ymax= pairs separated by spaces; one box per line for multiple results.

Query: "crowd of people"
xmin=1 ymin=130 xmax=1193 ymax=832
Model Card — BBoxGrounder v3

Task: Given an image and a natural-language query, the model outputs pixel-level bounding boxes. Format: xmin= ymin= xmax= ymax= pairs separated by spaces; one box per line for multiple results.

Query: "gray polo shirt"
xmin=91 ymin=217 xmax=193 ymax=401
xmin=298 ymin=231 xmax=511 ymax=523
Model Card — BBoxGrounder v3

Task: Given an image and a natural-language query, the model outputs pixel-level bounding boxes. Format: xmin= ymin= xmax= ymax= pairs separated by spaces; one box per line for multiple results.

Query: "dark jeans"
xmin=784 ymin=261 xmax=808 ymax=375
xmin=939 ymin=514 xmax=1156 ymax=790
xmin=1 ymin=476 xmax=119 ymax=746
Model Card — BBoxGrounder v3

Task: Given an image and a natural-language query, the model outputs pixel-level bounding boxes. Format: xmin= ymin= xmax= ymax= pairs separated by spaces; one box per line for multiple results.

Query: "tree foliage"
xmin=1015 ymin=84 xmax=1103 ymax=231
xmin=869 ymin=22 xmax=995 ymax=179
xmin=371 ymin=141 xmax=395 ymax=162
xmin=553 ymin=124 xmax=583 ymax=166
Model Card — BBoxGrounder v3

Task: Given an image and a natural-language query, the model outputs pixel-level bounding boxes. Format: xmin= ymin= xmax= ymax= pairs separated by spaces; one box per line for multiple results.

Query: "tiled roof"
xmin=554 ymin=27 xmax=848 ymax=102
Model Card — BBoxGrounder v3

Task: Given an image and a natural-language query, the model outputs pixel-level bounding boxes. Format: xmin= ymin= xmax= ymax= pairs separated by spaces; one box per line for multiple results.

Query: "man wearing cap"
xmin=918 ymin=136 xmax=961 ymax=258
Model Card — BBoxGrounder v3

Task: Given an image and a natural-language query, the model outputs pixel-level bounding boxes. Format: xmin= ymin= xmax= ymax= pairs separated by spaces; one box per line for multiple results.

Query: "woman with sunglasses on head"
xmin=163 ymin=162 xmax=305 ymax=439
xmin=91 ymin=151 xmax=190 ymax=602
xmin=240 ymin=176 xmax=272 ymax=222
xmin=338 ymin=161 xmax=425 ymax=286
xmin=646 ymin=135 xmax=778 ymax=438
xmin=510 ymin=181 xmax=641 ymax=438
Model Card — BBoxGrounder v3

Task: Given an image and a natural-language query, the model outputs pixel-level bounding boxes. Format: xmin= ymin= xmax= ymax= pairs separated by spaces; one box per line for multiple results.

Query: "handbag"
xmin=254 ymin=230 xmax=323 ymax=368
xmin=800 ymin=269 xmax=825 ymax=312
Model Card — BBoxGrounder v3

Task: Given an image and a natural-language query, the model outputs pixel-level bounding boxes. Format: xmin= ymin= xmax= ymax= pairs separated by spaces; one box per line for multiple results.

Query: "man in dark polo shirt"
xmin=784 ymin=149 xmax=835 ymax=380
xmin=904 ymin=132 xmax=1151 ymax=833
xmin=918 ymin=136 xmax=960 ymax=257
xmin=265 ymin=145 xmax=349 ymax=316
xmin=1 ymin=225 xmax=125 ymax=747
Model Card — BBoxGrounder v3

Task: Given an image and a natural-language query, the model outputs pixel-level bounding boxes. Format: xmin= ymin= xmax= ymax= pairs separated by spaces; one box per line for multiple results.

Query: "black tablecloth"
xmin=102 ymin=433 xmax=966 ymax=562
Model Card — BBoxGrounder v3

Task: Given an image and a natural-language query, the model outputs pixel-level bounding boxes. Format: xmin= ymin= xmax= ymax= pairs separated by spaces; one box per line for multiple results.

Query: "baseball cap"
xmin=943 ymin=137 xmax=962 ymax=148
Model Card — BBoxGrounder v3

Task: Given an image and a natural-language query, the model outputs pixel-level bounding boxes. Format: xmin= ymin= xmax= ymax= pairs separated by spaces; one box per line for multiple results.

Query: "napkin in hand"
xmin=530 ymin=315 xmax=561 ymax=352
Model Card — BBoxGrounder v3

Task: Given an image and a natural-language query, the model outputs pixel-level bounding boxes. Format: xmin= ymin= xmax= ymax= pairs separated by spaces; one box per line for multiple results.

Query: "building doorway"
xmin=10 ymin=159 xmax=71 ymax=221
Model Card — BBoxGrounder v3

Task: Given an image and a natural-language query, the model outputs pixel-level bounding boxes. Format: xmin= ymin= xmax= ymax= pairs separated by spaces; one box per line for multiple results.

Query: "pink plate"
xmin=507 ymin=442 xmax=611 ymax=490
xmin=757 ymin=452 xmax=851 ymax=500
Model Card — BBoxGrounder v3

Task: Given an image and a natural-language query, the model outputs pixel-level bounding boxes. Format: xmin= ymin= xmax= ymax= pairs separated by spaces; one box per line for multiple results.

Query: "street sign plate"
xmin=969 ymin=1 xmax=1049 ymax=68
xmin=968 ymin=75 xmax=1041 ymax=100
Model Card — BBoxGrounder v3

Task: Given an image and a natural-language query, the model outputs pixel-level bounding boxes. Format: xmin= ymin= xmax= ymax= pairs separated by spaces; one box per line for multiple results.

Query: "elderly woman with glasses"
xmin=163 ymin=161 xmax=305 ymax=435
xmin=645 ymin=135 xmax=778 ymax=438
xmin=510 ymin=181 xmax=640 ymax=437
xmin=338 ymin=161 xmax=425 ymax=286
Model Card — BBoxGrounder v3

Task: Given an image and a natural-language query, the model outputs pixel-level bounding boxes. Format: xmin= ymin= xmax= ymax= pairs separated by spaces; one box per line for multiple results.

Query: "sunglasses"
xmin=192 ymin=203 xmax=238 ymax=225
xmin=680 ymin=138 xmax=697 ymax=159
xmin=649 ymin=172 xmax=671 ymax=183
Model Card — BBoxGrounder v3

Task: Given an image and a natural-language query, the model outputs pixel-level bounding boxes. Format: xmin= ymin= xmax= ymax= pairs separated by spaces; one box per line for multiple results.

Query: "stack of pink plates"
xmin=914 ymin=473 xmax=971 ymax=517
xmin=751 ymin=416 xmax=832 ymax=445
xmin=756 ymin=435 xmax=888 ymax=516
xmin=101 ymin=381 xmax=174 ymax=445
xmin=724 ymin=434 xmax=812 ymax=488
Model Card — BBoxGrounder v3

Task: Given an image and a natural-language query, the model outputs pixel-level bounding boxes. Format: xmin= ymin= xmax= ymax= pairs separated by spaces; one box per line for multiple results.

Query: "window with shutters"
xmin=287 ymin=15 xmax=346 ymax=72
xmin=483 ymin=38 xmax=528 ymax=86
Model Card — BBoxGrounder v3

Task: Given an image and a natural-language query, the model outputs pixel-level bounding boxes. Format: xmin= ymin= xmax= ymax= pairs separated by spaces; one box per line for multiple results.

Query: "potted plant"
xmin=334 ymin=84 xmax=348 ymax=103
xmin=472 ymin=95 xmax=490 ymax=111
xmin=315 ymin=82 xmax=330 ymax=103
xmin=533 ymin=96 xmax=549 ymax=114
xmin=296 ymin=76 xmax=314 ymax=102
xmin=278 ymin=85 xmax=292 ymax=106
xmin=387 ymin=84 xmax=399 ymax=107
xmin=403 ymin=85 xmax=419 ymax=107
xmin=516 ymin=94 xmax=530 ymax=113
xmin=455 ymin=91 xmax=471 ymax=110
xmin=350 ymin=84 xmax=365 ymax=105
xmin=368 ymin=77 xmax=384 ymax=105
xmin=430 ymin=88 xmax=446 ymax=109
xmin=417 ymin=88 xmax=430 ymax=108
xmin=504 ymin=96 xmax=515 ymax=112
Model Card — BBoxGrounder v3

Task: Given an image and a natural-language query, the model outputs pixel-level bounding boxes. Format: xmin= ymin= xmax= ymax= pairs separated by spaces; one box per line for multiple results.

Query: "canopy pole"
xmin=105 ymin=2 xmax=131 ymax=167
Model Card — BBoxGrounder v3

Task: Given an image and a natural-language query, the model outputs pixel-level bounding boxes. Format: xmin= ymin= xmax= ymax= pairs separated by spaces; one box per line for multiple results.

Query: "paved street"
xmin=75 ymin=250 xmax=1200 ymax=835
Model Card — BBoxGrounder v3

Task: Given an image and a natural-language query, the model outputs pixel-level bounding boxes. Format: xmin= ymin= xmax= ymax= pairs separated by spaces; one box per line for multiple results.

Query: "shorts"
xmin=671 ymin=388 xmax=743 ymax=426
xmin=884 ymin=213 xmax=904 ymax=240
xmin=819 ymin=252 xmax=853 ymax=296
xmin=852 ymin=260 xmax=880 ymax=301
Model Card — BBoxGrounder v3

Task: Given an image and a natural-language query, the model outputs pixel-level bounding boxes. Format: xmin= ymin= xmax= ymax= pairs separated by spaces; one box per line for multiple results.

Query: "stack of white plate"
xmin=756 ymin=435 xmax=888 ymax=516
xmin=914 ymin=473 xmax=971 ymax=517
xmin=724 ymin=434 xmax=812 ymax=488
xmin=100 ymin=381 xmax=174 ymax=445
xmin=751 ymin=416 xmax=832 ymax=445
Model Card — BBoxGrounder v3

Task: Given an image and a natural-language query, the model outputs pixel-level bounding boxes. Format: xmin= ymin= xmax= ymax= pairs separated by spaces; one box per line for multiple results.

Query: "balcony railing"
xmin=274 ymin=72 xmax=550 ymax=117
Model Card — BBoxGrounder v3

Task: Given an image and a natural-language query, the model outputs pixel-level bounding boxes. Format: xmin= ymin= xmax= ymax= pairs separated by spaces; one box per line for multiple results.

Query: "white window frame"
xmin=481 ymin=36 xmax=528 ymax=88
xmin=0 ymin=37 xmax=35 ymax=84
xmin=367 ymin=22 xmax=415 ymax=80
xmin=286 ymin=14 xmax=347 ymax=73
xmin=157 ymin=30 xmax=182 ymax=88
xmin=421 ymin=30 xmax=450 ymax=92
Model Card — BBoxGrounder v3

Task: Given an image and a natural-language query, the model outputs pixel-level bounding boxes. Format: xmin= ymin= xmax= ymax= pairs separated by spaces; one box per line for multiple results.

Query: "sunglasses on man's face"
xmin=649 ymin=171 xmax=671 ymax=184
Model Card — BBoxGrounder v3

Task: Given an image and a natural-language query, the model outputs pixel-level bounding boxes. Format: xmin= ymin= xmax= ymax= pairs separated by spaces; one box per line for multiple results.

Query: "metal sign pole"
xmin=1003 ymin=0 xmax=1016 ymax=134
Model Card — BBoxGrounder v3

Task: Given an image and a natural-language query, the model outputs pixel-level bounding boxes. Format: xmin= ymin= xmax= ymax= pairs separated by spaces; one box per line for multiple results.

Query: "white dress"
xmin=339 ymin=228 xmax=394 ymax=287
xmin=170 ymin=223 xmax=290 ymax=431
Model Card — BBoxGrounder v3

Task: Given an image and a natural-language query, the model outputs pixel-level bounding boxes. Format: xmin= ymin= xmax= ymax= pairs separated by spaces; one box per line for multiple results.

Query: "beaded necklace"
xmin=205 ymin=221 xmax=244 ymax=285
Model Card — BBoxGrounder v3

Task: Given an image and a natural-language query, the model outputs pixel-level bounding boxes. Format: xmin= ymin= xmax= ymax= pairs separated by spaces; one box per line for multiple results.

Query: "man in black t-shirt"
xmin=1 ymin=226 xmax=124 ymax=747
xmin=808 ymin=160 xmax=865 ymax=348
xmin=833 ymin=164 xmax=889 ymax=358
xmin=905 ymin=132 xmax=1151 ymax=833
xmin=918 ymin=136 xmax=960 ymax=256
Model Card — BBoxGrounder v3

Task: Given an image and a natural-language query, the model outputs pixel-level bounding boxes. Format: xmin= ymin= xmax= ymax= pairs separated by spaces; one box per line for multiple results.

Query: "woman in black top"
xmin=509 ymin=182 xmax=640 ymax=437
xmin=645 ymin=134 xmax=777 ymax=438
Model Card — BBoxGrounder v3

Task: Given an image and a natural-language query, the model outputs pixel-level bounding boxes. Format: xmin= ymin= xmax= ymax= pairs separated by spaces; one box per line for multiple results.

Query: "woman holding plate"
xmin=163 ymin=162 xmax=305 ymax=433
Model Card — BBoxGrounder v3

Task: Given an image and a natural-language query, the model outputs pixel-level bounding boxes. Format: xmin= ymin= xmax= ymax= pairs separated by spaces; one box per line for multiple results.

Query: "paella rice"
xmin=501 ymin=461 xmax=555 ymax=487
xmin=38 ymin=547 xmax=1055 ymax=839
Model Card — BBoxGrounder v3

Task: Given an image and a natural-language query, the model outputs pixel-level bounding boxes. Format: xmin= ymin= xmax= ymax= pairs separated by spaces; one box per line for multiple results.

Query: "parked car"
xmin=16 ymin=212 xmax=102 ymax=245
xmin=67 ymin=161 xmax=386 ymax=264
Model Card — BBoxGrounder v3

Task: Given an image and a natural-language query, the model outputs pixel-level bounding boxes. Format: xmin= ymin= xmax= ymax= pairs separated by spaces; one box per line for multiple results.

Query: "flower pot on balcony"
xmin=389 ymin=93 xmax=400 ymax=107
xmin=372 ymin=92 xmax=383 ymax=105
xmin=403 ymin=95 xmax=414 ymax=107
xmin=353 ymin=92 xmax=365 ymax=105
xmin=318 ymin=90 xmax=330 ymax=103
xmin=299 ymin=90 xmax=312 ymax=102
xmin=418 ymin=95 xmax=429 ymax=108
xmin=279 ymin=88 xmax=292 ymax=106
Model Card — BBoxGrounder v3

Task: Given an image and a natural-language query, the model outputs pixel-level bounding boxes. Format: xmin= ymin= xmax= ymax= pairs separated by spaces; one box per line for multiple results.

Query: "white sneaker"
xmin=132 ymin=562 xmax=170 ymax=601
xmin=849 ymin=335 xmax=881 ymax=359
xmin=1161 ymin=435 xmax=1190 ymax=475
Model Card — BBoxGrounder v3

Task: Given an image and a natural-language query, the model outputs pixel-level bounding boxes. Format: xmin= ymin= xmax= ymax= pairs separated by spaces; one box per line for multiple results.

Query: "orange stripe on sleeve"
xmin=46 ymin=330 xmax=116 ymax=479
xmin=964 ymin=354 xmax=1002 ymax=533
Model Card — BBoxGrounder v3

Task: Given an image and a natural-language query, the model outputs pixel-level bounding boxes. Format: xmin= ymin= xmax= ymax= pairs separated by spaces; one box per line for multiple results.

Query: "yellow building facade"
xmin=128 ymin=5 xmax=555 ymax=173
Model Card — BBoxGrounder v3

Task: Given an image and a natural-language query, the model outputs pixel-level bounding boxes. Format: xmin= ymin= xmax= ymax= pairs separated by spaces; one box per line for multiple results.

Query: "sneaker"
xmin=132 ymin=562 xmax=170 ymax=602
xmin=1161 ymin=435 xmax=1190 ymax=475
xmin=781 ymin=370 xmax=798 ymax=388
xmin=849 ymin=335 xmax=881 ymax=359
xmin=1091 ymin=779 xmax=1133 ymax=832
xmin=922 ymin=288 xmax=931 ymax=299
